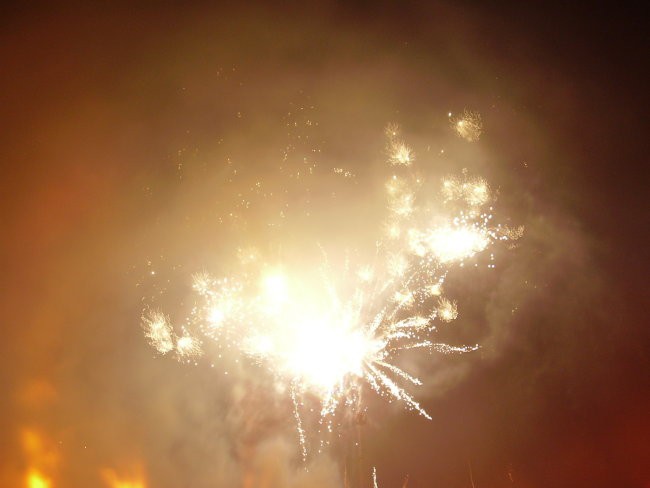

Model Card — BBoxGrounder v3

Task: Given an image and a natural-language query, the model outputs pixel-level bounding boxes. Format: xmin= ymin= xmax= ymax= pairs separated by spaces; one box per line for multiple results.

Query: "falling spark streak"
xmin=143 ymin=121 xmax=520 ymax=454
xmin=291 ymin=384 xmax=308 ymax=462
xmin=431 ymin=343 xmax=480 ymax=354
xmin=367 ymin=363 xmax=432 ymax=420
xmin=375 ymin=361 xmax=422 ymax=386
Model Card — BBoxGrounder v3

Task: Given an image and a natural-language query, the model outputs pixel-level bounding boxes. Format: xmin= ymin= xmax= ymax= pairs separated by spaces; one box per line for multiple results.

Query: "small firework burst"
xmin=142 ymin=310 xmax=174 ymax=354
xmin=436 ymin=298 xmax=458 ymax=322
xmin=389 ymin=143 xmax=415 ymax=166
xmin=442 ymin=174 xmax=490 ymax=207
xmin=450 ymin=110 xmax=483 ymax=142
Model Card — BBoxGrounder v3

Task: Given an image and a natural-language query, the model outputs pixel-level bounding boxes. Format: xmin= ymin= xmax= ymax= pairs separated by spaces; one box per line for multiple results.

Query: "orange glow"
xmin=101 ymin=468 xmax=146 ymax=488
xmin=17 ymin=380 xmax=57 ymax=408
xmin=26 ymin=469 xmax=51 ymax=488
xmin=21 ymin=429 xmax=57 ymax=466
xmin=21 ymin=429 xmax=58 ymax=488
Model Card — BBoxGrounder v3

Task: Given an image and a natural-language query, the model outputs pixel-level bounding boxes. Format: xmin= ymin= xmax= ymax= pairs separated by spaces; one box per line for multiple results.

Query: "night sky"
xmin=1 ymin=2 xmax=648 ymax=487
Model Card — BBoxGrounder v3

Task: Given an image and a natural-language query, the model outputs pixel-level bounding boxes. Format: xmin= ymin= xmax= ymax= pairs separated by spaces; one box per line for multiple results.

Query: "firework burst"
xmin=142 ymin=121 xmax=520 ymax=456
xmin=450 ymin=110 xmax=483 ymax=142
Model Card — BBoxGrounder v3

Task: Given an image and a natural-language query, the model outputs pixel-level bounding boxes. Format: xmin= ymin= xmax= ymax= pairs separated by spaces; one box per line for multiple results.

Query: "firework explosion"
xmin=450 ymin=110 xmax=483 ymax=142
xmin=142 ymin=121 xmax=520 ymax=456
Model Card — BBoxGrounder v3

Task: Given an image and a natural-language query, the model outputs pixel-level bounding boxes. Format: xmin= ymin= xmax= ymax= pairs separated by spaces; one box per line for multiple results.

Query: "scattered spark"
xmin=237 ymin=246 xmax=260 ymax=265
xmin=503 ymin=224 xmax=525 ymax=240
xmin=334 ymin=167 xmax=355 ymax=178
xmin=191 ymin=271 xmax=213 ymax=295
xmin=389 ymin=191 xmax=415 ymax=217
xmin=385 ymin=122 xmax=400 ymax=139
xmin=431 ymin=343 xmax=480 ymax=354
xmin=290 ymin=385 xmax=308 ymax=461
xmin=142 ymin=310 xmax=174 ymax=354
xmin=450 ymin=110 xmax=483 ymax=142
xmin=386 ymin=123 xmax=414 ymax=166
xmin=442 ymin=174 xmax=490 ymax=207
xmin=175 ymin=332 xmax=201 ymax=359
xmin=390 ymin=143 xmax=414 ymax=166
xmin=142 ymin=310 xmax=201 ymax=361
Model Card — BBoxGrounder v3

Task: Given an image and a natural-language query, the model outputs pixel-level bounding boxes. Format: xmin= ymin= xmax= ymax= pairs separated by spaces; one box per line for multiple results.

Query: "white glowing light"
xmin=142 ymin=120 xmax=521 ymax=455
xmin=417 ymin=224 xmax=490 ymax=263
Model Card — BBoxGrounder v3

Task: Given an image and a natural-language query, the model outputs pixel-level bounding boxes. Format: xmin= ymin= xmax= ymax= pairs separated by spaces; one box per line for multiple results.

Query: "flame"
xmin=21 ymin=429 xmax=57 ymax=488
xmin=101 ymin=469 xmax=146 ymax=488
xmin=26 ymin=470 xmax=51 ymax=488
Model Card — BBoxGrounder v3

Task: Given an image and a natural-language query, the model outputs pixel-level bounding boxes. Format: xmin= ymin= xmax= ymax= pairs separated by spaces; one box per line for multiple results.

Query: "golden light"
xmin=142 ymin=311 xmax=174 ymax=354
xmin=101 ymin=469 xmax=146 ymax=488
xmin=389 ymin=192 xmax=415 ymax=217
xmin=437 ymin=298 xmax=458 ymax=322
xmin=388 ymin=253 xmax=408 ymax=277
xmin=450 ymin=109 xmax=482 ymax=142
xmin=441 ymin=175 xmax=490 ymax=206
xmin=175 ymin=333 xmax=200 ymax=359
xmin=417 ymin=224 xmax=490 ymax=263
xmin=428 ymin=283 xmax=443 ymax=296
xmin=283 ymin=316 xmax=378 ymax=391
xmin=393 ymin=290 xmax=414 ymax=307
xmin=21 ymin=429 xmax=57 ymax=488
xmin=385 ymin=221 xmax=402 ymax=239
xmin=358 ymin=266 xmax=374 ymax=282
xmin=262 ymin=271 xmax=289 ymax=305
xmin=390 ymin=143 xmax=414 ymax=166
xmin=26 ymin=470 xmax=51 ymax=488
xmin=208 ymin=306 xmax=225 ymax=325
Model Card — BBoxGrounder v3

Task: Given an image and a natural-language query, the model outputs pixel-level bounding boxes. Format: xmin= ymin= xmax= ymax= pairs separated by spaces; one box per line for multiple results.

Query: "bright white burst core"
xmin=283 ymin=318 xmax=380 ymax=391
xmin=422 ymin=225 xmax=490 ymax=263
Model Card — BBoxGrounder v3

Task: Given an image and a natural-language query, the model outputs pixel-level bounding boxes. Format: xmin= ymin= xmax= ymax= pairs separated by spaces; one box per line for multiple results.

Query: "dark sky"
xmin=1 ymin=2 xmax=648 ymax=487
